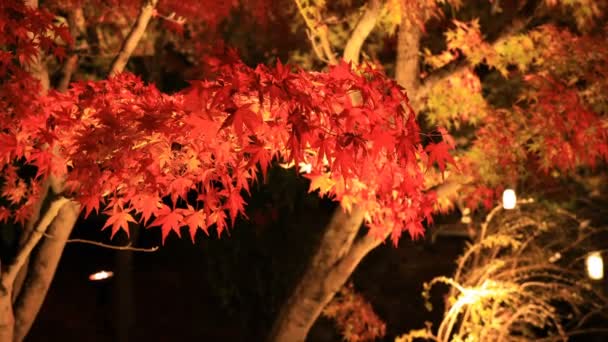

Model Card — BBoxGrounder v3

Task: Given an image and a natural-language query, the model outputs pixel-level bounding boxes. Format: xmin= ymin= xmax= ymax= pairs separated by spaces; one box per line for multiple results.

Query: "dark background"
xmin=25 ymin=167 xmax=467 ymax=341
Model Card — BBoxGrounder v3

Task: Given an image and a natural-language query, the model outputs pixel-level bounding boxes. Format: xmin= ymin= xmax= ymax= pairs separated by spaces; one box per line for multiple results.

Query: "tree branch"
xmin=1 ymin=198 xmax=69 ymax=288
xmin=108 ymin=0 xmax=158 ymax=76
xmin=395 ymin=22 xmax=422 ymax=92
xmin=294 ymin=0 xmax=337 ymax=65
xmin=42 ymin=233 xmax=159 ymax=252
xmin=343 ymin=0 xmax=382 ymax=64
xmin=57 ymin=55 xmax=78 ymax=93
xmin=57 ymin=8 xmax=84 ymax=92
xmin=13 ymin=201 xmax=79 ymax=342
xmin=268 ymin=206 xmax=366 ymax=341
xmin=318 ymin=25 xmax=338 ymax=65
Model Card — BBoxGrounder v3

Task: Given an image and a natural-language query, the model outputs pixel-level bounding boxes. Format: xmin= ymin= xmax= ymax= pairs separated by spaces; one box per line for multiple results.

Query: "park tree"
xmin=0 ymin=0 xmax=438 ymax=341
xmin=276 ymin=0 xmax=607 ymax=339
xmin=0 ymin=1 xmax=607 ymax=342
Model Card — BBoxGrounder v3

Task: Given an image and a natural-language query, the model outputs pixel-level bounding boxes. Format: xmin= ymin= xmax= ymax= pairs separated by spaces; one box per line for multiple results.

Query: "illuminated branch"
xmin=1 ymin=197 xmax=70 ymax=287
xmin=401 ymin=201 xmax=608 ymax=342
xmin=294 ymin=0 xmax=337 ymax=64
xmin=41 ymin=233 xmax=159 ymax=252
xmin=57 ymin=8 xmax=84 ymax=92
xmin=108 ymin=0 xmax=158 ymax=76
xmin=343 ymin=0 xmax=382 ymax=64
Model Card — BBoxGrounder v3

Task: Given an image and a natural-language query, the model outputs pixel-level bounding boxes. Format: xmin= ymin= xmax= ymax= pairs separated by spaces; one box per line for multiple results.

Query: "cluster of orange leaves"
xmin=323 ymin=283 xmax=386 ymax=342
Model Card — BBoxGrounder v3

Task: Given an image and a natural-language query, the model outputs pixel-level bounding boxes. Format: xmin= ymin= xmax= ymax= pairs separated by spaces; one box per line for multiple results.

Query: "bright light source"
xmin=586 ymin=252 xmax=604 ymax=280
xmin=502 ymin=189 xmax=517 ymax=210
xmin=298 ymin=162 xmax=312 ymax=174
xmin=89 ymin=270 xmax=114 ymax=281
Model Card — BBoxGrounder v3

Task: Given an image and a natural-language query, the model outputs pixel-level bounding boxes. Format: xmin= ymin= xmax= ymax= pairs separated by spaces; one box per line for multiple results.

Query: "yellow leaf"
xmin=308 ymin=173 xmax=335 ymax=194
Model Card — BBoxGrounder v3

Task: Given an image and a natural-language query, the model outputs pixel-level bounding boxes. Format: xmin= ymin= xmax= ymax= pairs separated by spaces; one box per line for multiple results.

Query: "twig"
xmin=294 ymin=0 xmax=337 ymax=65
xmin=108 ymin=0 xmax=158 ymax=76
xmin=306 ymin=29 xmax=330 ymax=64
xmin=42 ymin=233 xmax=158 ymax=252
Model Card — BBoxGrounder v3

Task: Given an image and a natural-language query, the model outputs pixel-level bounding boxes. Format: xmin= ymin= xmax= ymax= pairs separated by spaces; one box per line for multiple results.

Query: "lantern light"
xmin=502 ymin=189 xmax=517 ymax=210
xmin=586 ymin=252 xmax=604 ymax=280
xmin=89 ymin=270 xmax=114 ymax=281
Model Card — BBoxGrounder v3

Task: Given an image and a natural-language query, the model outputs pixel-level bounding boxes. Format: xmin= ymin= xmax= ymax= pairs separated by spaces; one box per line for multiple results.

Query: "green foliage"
xmin=425 ymin=70 xmax=487 ymax=129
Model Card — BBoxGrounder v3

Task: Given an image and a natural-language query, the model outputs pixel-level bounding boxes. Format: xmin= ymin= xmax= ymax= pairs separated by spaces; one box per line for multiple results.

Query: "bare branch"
xmin=343 ymin=0 xmax=382 ymax=64
xmin=306 ymin=29 xmax=331 ymax=64
xmin=294 ymin=0 xmax=337 ymax=65
xmin=42 ymin=233 xmax=159 ymax=252
xmin=108 ymin=0 xmax=158 ymax=76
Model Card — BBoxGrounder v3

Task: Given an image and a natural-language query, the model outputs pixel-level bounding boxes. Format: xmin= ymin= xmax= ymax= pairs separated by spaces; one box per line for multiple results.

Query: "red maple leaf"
xmin=223 ymin=189 xmax=247 ymax=226
xmin=183 ymin=205 xmax=208 ymax=241
xmin=103 ymin=210 xmax=136 ymax=238
xmin=425 ymin=140 xmax=454 ymax=172
xmin=149 ymin=205 xmax=184 ymax=243
xmin=220 ymin=105 xmax=262 ymax=137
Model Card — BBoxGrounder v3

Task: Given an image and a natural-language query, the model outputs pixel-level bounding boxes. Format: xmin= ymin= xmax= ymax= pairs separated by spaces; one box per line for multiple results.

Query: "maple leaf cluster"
xmin=1 ymin=39 xmax=451 ymax=244
xmin=0 ymin=1 xmax=71 ymax=75
xmin=323 ymin=283 xmax=386 ymax=342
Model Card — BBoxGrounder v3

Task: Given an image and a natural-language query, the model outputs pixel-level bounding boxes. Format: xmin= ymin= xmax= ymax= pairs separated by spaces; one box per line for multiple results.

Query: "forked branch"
xmin=1 ymin=197 xmax=70 ymax=287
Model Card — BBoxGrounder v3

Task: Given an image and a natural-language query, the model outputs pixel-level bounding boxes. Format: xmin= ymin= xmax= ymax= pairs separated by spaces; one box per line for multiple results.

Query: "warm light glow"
xmin=502 ymin=189 xmax=517 ymax=210
xmin=89 ymin=270 xmax=114 ymax=281
xmin=586 ymin=252 xmax=604 ymax=280
xmin=298 ymin=162 xmax=312 ymax=174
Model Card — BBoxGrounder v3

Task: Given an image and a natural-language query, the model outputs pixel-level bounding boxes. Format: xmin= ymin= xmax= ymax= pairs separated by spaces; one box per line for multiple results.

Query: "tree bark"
xmin=0 ymin=0 xmax=157 ymax=340
xmin=268 ymin=206 xmax=366 ymax=341
xmin=13 ymin=202 xmax=79 ymax=342
xmin=0 ymin=285 xmax=14 ymax=342
xmin=268 ymin=2 xmax=394 ymax=340
xmin=108 ymin=0 xmax=158 ymax=76
xmin=395 ymin=18 xmax=421 ymax=97
xmin=343 ymin=0 xmax=382 ymax=65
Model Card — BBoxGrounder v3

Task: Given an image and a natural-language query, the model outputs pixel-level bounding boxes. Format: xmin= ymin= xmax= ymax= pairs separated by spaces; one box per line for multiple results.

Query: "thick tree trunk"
xmin=268 ymin=206 xmax=390 ymax=342
xmin=0 ymin=285 xmax=14 ymax=342
xmin=268 ymin=207 xmax=365 ymax=341
xmin=269 ymin=0 xmax=408 ymax=342
xmin=269 ymin=5 xmax=424 ymax=339
xmin=13 ymin=202 xmax=79 ymax=342
xmin=0 ymin=0 xmax=156 ymax=340
xmin=395 ymin=19 xmax=421 ymax=97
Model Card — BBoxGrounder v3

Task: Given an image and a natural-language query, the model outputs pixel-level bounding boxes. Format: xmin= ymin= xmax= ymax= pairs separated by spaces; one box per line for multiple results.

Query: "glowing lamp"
xmin=502 ymin=189 xmax=517 ymax=210
xmin=89 ymin=270 xmax=114 ymax=281
xmin=586 ymin=252 xmax=604 ymax=280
